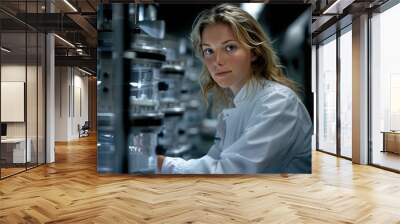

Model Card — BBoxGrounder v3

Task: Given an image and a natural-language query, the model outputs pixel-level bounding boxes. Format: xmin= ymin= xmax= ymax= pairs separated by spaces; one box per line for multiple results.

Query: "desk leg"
xmin=382 ymin=133 xmax=386 ymax=152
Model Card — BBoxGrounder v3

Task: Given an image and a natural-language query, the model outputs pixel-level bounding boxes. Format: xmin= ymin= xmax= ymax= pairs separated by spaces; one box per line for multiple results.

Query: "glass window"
xmin=371 ymin=3 xmax=400 ymax=171
xmin=38 ymin=31 xmax=46 ymax=165
xmin=1 ymin=24 xmax=28 ymax=178
xmin=317 ymin=35 xmax=337 ymax=154
xmin=339 ymin=28 xmax=352 ymax=158
xmin=27 ymin=30 xmax=38 ymax=169
xmin=28 ymin=0 xmax=39 ymax=170
xmin=0 ymin=1 xmax=46 ymax=179
xmin=312 ymin=45 xmax=317 ymax=150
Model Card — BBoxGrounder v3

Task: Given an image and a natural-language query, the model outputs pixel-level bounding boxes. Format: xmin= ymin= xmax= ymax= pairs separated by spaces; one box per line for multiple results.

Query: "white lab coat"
xmin=161 ymin=79 xmax=312 ymax=174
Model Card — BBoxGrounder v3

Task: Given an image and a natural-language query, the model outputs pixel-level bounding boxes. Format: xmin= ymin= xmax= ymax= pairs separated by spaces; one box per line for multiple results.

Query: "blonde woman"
xmin=158 ymin=4 xmax=312 ymax=174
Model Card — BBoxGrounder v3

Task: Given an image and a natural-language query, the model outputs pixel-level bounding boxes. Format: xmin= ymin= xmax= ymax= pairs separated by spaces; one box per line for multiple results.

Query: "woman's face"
xmin=201 ymin=23 xmax=254 ymax=94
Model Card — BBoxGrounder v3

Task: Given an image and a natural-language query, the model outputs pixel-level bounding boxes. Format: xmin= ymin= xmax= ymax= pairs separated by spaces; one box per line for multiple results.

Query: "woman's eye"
xmin=203 ymin=48 xmax=213 ymax=56
xmin=225 ymin=44 xmax=237 ymax=52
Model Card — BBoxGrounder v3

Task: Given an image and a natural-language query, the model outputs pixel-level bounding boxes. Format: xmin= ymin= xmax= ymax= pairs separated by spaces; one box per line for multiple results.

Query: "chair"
xmin=79 ymin=121 xmax=90 ymax=138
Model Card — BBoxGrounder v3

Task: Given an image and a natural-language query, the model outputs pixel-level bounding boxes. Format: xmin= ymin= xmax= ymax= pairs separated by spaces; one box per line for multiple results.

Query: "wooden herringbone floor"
xmin=1 ymin=135 xmax=400 ymax=223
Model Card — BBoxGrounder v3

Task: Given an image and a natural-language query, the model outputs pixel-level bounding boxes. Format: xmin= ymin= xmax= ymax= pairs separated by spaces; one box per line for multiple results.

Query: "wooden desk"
xmin=1 ymin=138 xmax=31 ymax=163
xmin=381 ymin=131 xmax=400 ymax=154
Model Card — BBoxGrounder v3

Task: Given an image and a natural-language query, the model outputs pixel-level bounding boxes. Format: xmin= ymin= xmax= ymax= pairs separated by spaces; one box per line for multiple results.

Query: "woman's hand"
xmin=157 ymin=155 xmax=165 ymax=172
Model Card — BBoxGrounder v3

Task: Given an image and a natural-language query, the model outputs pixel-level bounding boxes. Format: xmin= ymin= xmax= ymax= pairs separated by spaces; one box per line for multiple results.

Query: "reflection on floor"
xmin=0 ymin=163 xmax=40 ymax=178
xmin=373 ymin=150 xmax=400 ymax=171
xmin=340 ymin=147 xmax=352 ymax=159
xmin=0 ymin=167 xmax=25 ymax=177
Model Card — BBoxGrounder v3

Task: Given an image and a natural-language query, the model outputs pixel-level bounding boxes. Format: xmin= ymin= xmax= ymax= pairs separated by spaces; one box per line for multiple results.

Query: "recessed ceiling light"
xmin=322 ymin=0 xmax=353 ymax=15
xmin=1 ymin=47 xmax=11 ymax=53
xmin=54 ymin=34 xmax=75 ymax=48
xmin=63 ymin=0 xmax=78 ymax=12
xmin=78 ymin=67 xmax=92 ymax=76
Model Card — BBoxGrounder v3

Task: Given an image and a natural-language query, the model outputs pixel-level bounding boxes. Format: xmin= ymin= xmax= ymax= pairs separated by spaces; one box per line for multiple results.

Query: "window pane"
xmin=27 ymin=31 xmax=38 ymax=169
xmin=38 ymin=32 xmax=46 ymax=165
xmin=371 ymin=3 xmax=400 ymax=171
xmin=1 ymin=31 xmax=28 ymax=177
xmin=340 ymin=29 xmax=352 ymax=158
xmin=318 ymin=36 xmax=337 ymax=154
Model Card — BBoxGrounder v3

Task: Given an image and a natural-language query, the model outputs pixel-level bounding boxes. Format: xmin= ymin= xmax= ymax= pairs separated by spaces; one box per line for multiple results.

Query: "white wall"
xmin=55 ymin=66 xmax=69 ymax=141
xmin=55 ymin=66 xmax=89 ymax=141
xmin=1 ymin=82 xmax=25 ymax=122
xmin=73 ymin=72 xmax=89 ymax=137
xmin=1 ymin=65 xmax=35 ymax=137
xmin=1 ymin=65 xmax=26 ymax=81
xmin=1 ymin=65 xmax=26 ymax=141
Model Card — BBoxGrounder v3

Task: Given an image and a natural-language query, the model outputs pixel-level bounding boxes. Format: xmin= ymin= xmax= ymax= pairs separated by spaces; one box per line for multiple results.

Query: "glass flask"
xmin=127 ymin=132 xmax=158 ymax=173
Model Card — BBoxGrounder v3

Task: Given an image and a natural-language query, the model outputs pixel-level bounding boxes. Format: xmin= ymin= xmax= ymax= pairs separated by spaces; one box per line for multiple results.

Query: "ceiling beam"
xmin=55 ymin=55 xmax=96 ymax=70
xmin=52 ymin=0 xmax=97 ymax=47
xmin=66 ymin=13 xmax=97 ymax=47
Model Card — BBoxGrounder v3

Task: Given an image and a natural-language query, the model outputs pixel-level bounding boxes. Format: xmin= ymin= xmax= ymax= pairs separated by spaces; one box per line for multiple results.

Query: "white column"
xmin=46 ymin=32 xmax=55 ymax=163
xmin=352 ymin=14 xmax=369 ymax=164
xmin=45 ymin=0 xmax=55 ymax=163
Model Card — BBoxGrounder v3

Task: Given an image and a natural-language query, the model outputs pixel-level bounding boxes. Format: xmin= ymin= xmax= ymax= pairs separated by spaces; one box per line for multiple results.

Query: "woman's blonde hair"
xmin=190 ymin=4 xmax=298 ymax=106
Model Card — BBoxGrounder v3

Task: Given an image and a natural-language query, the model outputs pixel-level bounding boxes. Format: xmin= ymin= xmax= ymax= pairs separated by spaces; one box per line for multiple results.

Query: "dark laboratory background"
xmin=97 ymin=3 xmax=312 ymax=174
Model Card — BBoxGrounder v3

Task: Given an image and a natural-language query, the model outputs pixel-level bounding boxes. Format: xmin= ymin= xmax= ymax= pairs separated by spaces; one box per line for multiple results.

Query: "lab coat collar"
xmin=233 ymin=79 xmax=266 ymax=107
